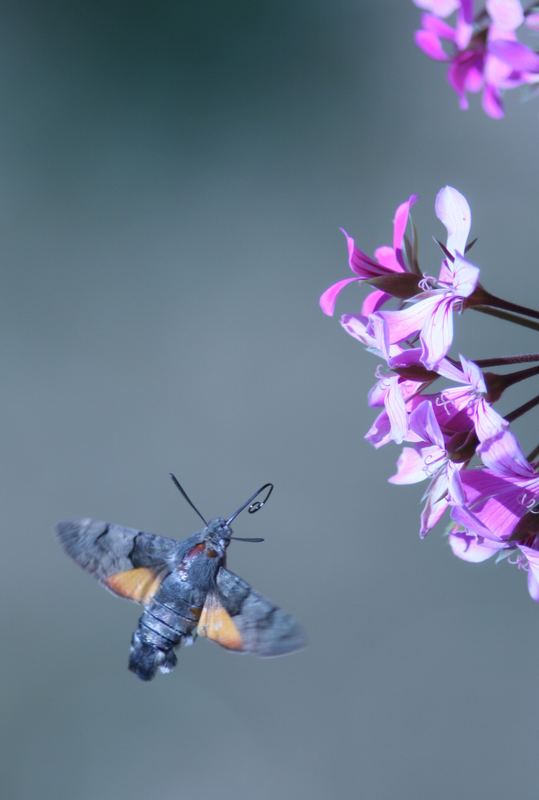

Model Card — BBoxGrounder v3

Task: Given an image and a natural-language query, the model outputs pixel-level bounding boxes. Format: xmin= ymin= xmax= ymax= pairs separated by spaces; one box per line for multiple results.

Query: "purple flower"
xmin=414 ymin=0 xmax=539 ymax=118
xmin=390 ymin=400 xmax=465 ymax=536
xmin=451 ymin=430 xmax=539 ymax=542
xmin=374 ymin=187 xmax=479 ymax=370
xmin=449 ymin=449 xmax=539 ymax=601
xmin=319 ymin=195 xmax=417 ymax=317
xmin=321 ymin=182 xmax=539 ymax=608
xmin=434 ymin=355 xmax=507 ymax=442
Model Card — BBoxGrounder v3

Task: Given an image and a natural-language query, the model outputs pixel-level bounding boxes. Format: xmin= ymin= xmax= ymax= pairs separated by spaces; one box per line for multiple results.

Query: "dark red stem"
xmin=474 ymin=354 xmax=539 ymax=368
xmin=505 ymin=394 xmax=539 ymax=424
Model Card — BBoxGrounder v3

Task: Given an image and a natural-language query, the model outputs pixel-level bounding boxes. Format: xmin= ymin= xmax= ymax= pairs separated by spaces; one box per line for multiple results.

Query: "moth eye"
xmin=206 ymin=548 xmax=218 ymax=558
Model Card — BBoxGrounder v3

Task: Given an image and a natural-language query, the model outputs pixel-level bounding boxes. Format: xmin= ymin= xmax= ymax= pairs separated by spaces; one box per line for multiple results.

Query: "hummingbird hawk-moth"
xmin=56 ymin=476 xmax=306 ymax=680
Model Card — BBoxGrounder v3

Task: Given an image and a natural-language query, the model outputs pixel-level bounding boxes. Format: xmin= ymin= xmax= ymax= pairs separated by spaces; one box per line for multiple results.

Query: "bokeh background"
xmin=2 ymin=2 xmax=538 ymax=798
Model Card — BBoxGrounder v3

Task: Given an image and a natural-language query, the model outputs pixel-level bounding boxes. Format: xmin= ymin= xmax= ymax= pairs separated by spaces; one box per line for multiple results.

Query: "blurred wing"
xmin=56 ymin=518 xmax=186 ymax=605
xmin=197 ymin=567 xmax=306 ymax=656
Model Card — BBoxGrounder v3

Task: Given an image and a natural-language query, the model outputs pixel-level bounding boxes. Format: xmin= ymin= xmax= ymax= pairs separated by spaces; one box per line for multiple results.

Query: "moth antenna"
xmin=230 ymin=536 xmax=265 ymax=543
xmin=169 ymin=473 xmax=208 ymax=526
xmin=226 ymin=483 xmax=274 ymax=526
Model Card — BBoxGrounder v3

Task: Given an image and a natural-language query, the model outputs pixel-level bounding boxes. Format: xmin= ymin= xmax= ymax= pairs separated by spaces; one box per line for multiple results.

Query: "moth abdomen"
xmin=129 ymin=596 xmax=203 ymax=681
xmin=128 ymin=630 xmax=177 ymax=682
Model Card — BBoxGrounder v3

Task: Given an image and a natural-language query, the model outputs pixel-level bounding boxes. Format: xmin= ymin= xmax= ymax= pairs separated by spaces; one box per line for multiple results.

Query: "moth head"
xmin=204 ymin=517 xmax=233 ymax=552
xmin=169 ymin=474 xmax=273 ymax=545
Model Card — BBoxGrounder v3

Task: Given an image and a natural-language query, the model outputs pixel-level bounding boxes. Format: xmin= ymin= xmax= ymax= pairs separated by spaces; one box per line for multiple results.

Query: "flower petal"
xmin=319 ymin=278 xmax=359 ymax=316
xmin=421 ymin=12 xmax=458 ymax=38
xmin=365 ymin=410 xmax=393 ymax=449
xmin=482 ymin=83 xmax=504 ymax=118
xmin=420 ymin=296 xmax=454 ymax=370
xmin=420 ymin=477 xmax=449 ymax=536
xmin=389 ymin=446 xmax=429 ymax=485
xmin=408 ymin=400 xmax=445 ymax=449
xmin=451 ymin=253 xmax=480 ymax=297
xmin=488 ymin=39 xmax=539 ymax=72
xmin=376 ymin=294 xmax=439 ymax=345
xmin=448 ymin=530 xmax=503 ymax=562
xmin=361 ymin=289 xmax=392 ymax=316
xmin=472 ymin=399 xmax=507 ymax=444
xmin=374 ymin=245 xmax=401 ymax=272
xmin=518 ymin=545 xmax=539 ymax=601
xmin=478 ymin=429 xmax=536 ymax=480
xmin=413 ymin=0 xmax=459 ymax=15
xmin=486 ymin=0 xmax=524 ymax=32
xmin=341 ymin=229 xmax=385 ymax=278
xmin=452 ymin=468 xmax=529 ymax=541
xmin=393 ymin=195 xmax=418 ymax=255
xmin=384 ymin=377 xmax=408 ymax=444
xmin=415 ymin=30 xmax=450 ymax=60
xmin=435 ymin=186 xmax=471 ymax=255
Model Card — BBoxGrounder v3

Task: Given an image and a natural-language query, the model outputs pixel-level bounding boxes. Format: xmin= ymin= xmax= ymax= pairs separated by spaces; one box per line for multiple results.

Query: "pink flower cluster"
xmin=321 ymin=187 xmax=539 ymax=600
xmin=413 ymin=0 xmax=539 ymax=117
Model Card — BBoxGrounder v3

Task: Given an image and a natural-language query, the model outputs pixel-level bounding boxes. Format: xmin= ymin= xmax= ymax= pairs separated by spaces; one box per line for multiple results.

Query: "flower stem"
xmin=527 ymin=443 xmax=539 ymax=463
xmin=498 ymin=364 xmax=539 ymax=390
xmin=475 ymin=354 xmax=539 ymax=368
xmin=473 ymin=305 xmax=539 ymax=333
xmin=478 ymin=289 xmax=539 ymax=320
xmin=505 ymin=394 xmax=539 ymax=424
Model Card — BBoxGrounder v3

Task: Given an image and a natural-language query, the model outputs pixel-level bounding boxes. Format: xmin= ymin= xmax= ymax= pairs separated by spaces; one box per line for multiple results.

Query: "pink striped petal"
xmin=471 ymin=399 xmax=507 ymax=443
xmin=408 ymin=400 xmax=445 ymax=449
xmin=384 ymin=377 xmax=408 ymax=444
xmin=376 ymin=294 xmax=439 ymax=345
xmin=452 ymin=469 xmax=527 ymax=541
xmin=451 ymin=254 xmax=480 ymax=297
xmin=478 ymin=429 xmax=535 ymax=480
xmin=458 ymin=355 xmax=485 ymax=392
xmin=447 ymin=461 xmax=466 ymax=505
xmin=420 ymin=296 xmax=454 ymax=370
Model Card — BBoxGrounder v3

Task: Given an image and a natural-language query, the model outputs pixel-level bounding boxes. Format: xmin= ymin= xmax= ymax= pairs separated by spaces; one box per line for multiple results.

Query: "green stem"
xmin=527 ymin=444 xmax=539 ymax=463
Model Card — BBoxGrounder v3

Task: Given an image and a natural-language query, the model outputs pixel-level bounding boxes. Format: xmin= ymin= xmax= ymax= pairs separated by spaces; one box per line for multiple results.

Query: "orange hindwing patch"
xmin=197 ymin=594 xmax=244 ymax=650
xmin=105 ymin=567 xmax=163 ymax=604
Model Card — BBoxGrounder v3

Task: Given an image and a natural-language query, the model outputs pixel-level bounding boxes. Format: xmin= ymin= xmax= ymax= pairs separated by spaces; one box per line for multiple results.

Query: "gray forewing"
xmin=215 ymin=567 xmax=307 ymax=656
xmin=56 ymin=518 xmax=191 ymax=580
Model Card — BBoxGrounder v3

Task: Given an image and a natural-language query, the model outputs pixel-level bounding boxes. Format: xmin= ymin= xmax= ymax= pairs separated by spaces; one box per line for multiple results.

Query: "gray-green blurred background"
xmin=2 ymin=2 xmax=538 ymax=798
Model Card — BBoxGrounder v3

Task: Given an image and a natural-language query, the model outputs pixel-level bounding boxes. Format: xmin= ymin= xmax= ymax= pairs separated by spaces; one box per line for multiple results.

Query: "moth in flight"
xmin=57 ymin=476 xmax=306 ymax=680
